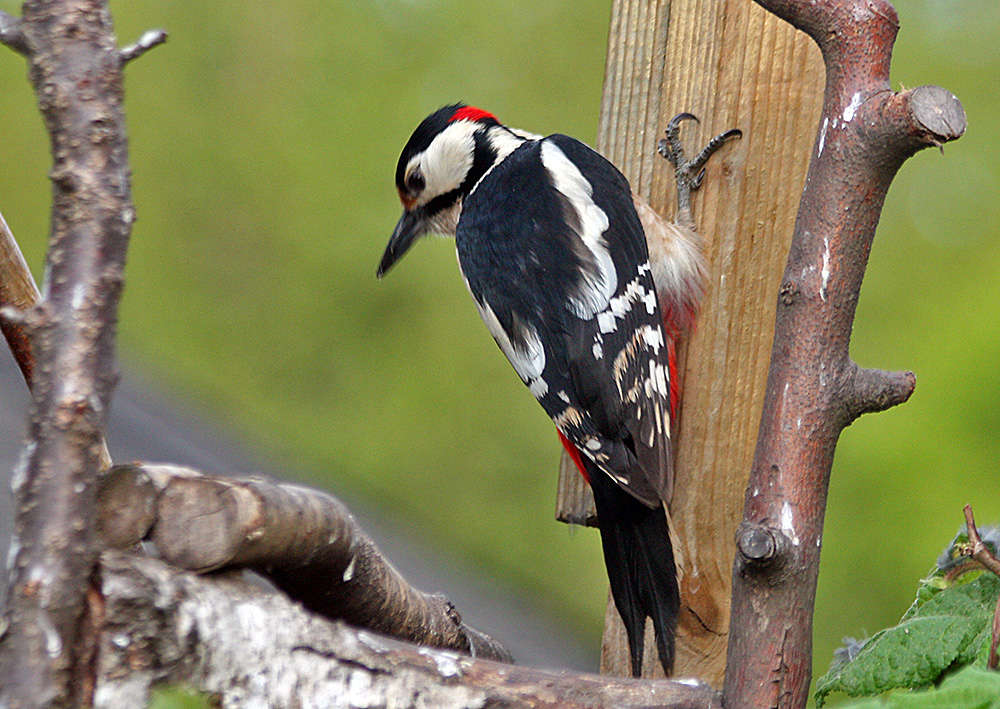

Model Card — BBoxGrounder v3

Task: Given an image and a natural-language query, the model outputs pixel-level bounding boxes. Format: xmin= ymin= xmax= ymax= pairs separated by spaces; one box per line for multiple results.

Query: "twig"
xmin=97 ymin=463 xmax=514 ymax=663
xmin=962 ymin=506 xmax=1000 ymax=578
xmin=119 ymin=29 xmax=167 ymax=64
xmin=961 ymin=505 xmax=1000 ymax=670
xmin=724 ymin=1 xmax=965 ymax=706
xmin=0 ymin=10 xmax=29 ymax=55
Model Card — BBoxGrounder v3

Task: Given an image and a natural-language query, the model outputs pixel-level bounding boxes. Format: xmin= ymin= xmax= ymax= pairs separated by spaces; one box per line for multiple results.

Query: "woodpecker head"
xmin=377 ymin=104 xmax=506 ymax=278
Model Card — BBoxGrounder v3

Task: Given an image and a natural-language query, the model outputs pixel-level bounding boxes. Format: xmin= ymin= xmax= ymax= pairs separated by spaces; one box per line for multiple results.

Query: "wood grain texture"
xmin=554 ymin=0 xmax=823 ymax=683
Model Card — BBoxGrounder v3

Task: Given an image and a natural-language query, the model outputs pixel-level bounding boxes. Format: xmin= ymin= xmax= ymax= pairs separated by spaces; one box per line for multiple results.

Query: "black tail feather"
xmin=588 ymin=462 xmax=679 ymax=677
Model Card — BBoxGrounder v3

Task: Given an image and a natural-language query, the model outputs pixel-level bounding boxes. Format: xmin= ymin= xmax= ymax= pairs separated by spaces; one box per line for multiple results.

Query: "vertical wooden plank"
xmin=555 ymin=0 xmax=823 ymax=684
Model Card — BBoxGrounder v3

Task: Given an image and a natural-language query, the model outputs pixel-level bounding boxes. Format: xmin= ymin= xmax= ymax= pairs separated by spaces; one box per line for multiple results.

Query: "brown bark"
xmin=557 ymin=0 xmax=825 ymax=683
xmin=0 ymin=2 xmax=146 ymax=706
xmin=95 ymin=551 xmax=722 ymax=709
xmin=97 ymin=463 xmax=513 ymax=663
xmin=722 ymin=1 xmax=965 ymax=707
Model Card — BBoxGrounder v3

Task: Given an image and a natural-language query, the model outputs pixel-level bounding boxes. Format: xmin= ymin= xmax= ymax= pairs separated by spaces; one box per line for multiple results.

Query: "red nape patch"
xmin=449 ymin=106 xmax=497 ymax=124
xmin=557 ymin=430 xmax=589 ymax=483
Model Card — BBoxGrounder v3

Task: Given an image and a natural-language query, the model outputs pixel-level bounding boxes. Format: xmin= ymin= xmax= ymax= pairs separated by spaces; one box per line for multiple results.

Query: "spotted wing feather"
xmin=457 ymin=135 xmax=672 ymax=507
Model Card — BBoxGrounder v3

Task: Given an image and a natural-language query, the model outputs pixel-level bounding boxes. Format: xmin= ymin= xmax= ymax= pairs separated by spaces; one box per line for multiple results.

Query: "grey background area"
xmin=0 ymin=345 xmax=597 ymax=672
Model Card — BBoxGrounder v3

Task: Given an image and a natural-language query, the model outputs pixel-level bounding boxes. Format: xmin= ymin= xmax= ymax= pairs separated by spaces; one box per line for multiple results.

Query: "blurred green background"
xmin=0 ymin=0 xmax=997 ymax=696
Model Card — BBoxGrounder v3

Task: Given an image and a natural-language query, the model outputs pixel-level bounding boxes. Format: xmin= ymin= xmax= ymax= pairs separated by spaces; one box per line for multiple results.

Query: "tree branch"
xmin=962 ymin=506 xmax=1000 ymax=579
xmin=95 ymin=551 xmax=721 ymax=709
xmin=97 ymin=463 xmax=513 ymax=662
xmin=723 ymin=0 xmax=965 ymax=706
xmin=119 ymin=29 xmax=167 ymax=64
xmin=0 ymin=2 xmax=135 ymax=706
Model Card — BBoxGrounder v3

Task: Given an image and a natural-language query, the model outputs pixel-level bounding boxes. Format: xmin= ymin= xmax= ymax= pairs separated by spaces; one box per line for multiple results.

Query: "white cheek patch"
xmin=409 ymin=121 xmax=480 ymax=207
xmin=540 ymin=141 xmax=616 ymax=319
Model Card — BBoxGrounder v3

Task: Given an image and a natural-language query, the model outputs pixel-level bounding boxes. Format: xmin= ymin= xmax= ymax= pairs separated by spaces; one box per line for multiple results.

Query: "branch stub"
xmin=908 ymin=85 xmax=967 ymax=143
xmin=736 ymin=522 xmax=791 ymax=570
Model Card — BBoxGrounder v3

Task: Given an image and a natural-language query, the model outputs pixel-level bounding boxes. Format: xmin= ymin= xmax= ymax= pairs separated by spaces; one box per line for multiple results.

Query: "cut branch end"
xmin=905 ymin=85 xmax=967 ymax=145
xmin=736 ymin=522 xmax=792 ymax=571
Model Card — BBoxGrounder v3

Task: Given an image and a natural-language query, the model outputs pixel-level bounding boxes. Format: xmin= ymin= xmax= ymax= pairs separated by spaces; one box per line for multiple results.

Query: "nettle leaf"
xmin=815 ymin=574 xmax=1000 ymax=706
xmin=832 ymin=666 xmax=1000 ymax=709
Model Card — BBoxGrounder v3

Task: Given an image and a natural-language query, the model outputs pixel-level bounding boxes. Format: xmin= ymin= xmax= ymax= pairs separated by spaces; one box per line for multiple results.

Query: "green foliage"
xmin=833 ymin=667 xmax=1000 ymax=709
xmin=816 ymin=541 xmax=1000 ymax=707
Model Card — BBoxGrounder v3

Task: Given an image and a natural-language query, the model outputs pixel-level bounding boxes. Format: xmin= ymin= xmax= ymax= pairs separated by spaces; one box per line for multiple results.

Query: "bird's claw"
xmin=658 ymin=113 xmax=741 ymax=229
xmin=657 ymin=112 xmax=700 ymax=167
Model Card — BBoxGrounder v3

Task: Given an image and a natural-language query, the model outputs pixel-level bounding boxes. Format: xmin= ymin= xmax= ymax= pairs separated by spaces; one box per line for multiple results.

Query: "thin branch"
xmin=0 ymin=10 xmax=29 ymax=56
xmin=724 ymin=0 xmax=965 ymax=706
xmin=961 ymin=506 xmax=1000 ymax=670
xmin=97 ymin=463 xmax=513 ymax=663
xmin=962 ymin=505 xmax=1000 ymax=578
xmin=119 ymin=29 xmax=167 ymax=64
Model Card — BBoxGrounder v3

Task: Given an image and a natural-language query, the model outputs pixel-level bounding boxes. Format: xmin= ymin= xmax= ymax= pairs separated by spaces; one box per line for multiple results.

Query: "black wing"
xmin=457 ymin=135 xmax=672 ymax=506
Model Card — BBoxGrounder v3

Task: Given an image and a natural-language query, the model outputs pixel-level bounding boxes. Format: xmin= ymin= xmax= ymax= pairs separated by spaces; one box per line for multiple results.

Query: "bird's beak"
xmin=377 ymin=209 xmax=426 ymax=279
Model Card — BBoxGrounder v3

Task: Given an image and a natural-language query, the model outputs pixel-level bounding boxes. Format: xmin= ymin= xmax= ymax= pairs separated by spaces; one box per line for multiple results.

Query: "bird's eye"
xmin=406 ymin=170 xmax=425 ymax=195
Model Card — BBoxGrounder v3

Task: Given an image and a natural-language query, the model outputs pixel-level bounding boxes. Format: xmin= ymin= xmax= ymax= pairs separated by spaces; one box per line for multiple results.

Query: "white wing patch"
xmin=539 ymin=141 xmax=616 ymax=320
xmin=592 ymin=275 xmax=657 ymax=338
xmin=471 ymin=294 xmax=548 ymax=398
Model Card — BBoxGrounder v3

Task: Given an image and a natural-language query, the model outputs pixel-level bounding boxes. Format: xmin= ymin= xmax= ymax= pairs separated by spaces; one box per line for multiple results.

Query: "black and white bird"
xmin=378 ymin=104 xmax=738 ymax=676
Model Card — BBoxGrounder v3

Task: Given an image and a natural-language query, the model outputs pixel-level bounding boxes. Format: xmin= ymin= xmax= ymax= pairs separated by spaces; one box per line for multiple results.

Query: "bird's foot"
xmin=657 ymin=113 xmax=741 ymax=229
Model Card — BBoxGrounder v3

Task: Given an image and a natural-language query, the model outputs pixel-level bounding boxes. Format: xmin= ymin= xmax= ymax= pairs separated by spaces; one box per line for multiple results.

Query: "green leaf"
xmin=816 ymin=575 xmax=999 ymax=706
xmin=833 ymin=666 xmax=1000 ymax=709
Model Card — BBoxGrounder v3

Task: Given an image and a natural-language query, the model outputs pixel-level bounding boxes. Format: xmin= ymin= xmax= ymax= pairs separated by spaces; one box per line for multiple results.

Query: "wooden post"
xmin=555 ymin=0 xmax=824 ymax=683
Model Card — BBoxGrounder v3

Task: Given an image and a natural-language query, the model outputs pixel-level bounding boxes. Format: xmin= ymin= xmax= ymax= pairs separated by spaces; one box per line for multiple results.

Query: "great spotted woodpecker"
xmin=378 ymin=104 xmax=739 ymax=676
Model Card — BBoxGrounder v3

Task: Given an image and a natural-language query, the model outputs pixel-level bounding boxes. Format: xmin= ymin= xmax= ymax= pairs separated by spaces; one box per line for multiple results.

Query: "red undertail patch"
xmin=557 ymin=430 xmax=589 ymax=483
